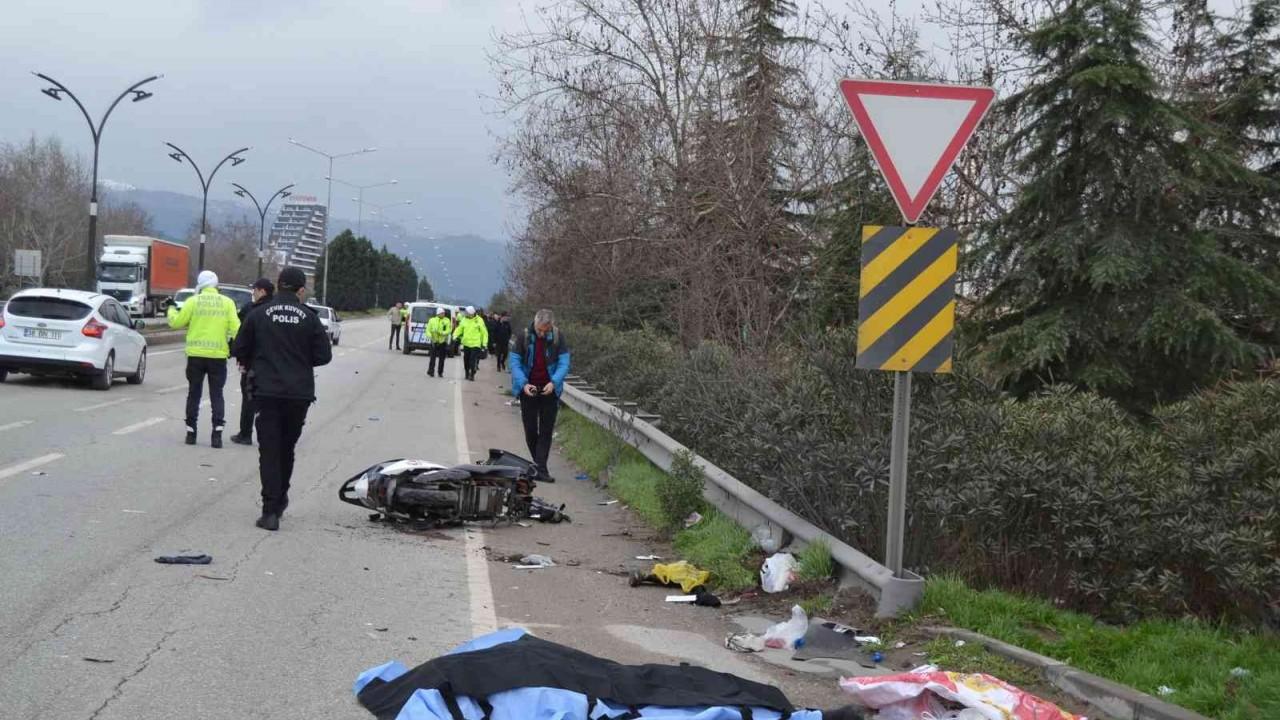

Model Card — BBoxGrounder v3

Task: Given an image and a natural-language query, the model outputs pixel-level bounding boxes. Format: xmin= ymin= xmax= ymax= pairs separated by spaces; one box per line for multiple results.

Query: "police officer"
xmin=168 ymin=270 xmax=240 ymax=448
xmin=232 ymin=267 xmax=332 ymax=531
xmin=230 ymin=278 xmax=274 ymax=446
xmin=453 ymin=305 xmax=489 ymax=381
xmin=426 ymin=306 xmax=451 ymax=377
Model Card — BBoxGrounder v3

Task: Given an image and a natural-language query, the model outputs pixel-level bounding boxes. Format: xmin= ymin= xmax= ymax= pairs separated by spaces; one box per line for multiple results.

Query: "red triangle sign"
xmin=839 ymin=79 xmax=995 ymax=224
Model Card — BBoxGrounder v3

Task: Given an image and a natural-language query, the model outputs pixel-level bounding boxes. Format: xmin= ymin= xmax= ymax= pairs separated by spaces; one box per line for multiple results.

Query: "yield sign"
xmin=839 ymin=79 xmax=995 ymax=224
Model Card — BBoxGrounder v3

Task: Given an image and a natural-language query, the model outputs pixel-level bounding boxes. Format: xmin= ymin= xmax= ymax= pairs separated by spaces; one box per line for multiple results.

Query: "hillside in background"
xmin=103 ymin=186 xmax=510 ymax=306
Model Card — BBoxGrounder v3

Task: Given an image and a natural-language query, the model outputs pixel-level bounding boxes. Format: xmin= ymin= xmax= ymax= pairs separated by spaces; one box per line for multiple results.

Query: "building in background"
xmin=267 ymin=196 xmax=327 ymax=279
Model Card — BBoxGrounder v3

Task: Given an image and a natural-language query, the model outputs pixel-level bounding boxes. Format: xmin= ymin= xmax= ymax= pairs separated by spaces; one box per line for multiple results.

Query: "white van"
xmin=403 ymin=301 xmax=460 ymax=355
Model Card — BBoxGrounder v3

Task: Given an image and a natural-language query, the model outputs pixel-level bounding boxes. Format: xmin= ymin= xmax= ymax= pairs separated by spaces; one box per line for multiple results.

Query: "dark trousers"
xmin=185 ymin=357 xmax=228 ymax=430
xmin=237 ymin=371 xmax=256 ymax=439
xmin=463 ymin=347 xmax=481 ymax=378
xmin=428 ymin=342 xmax=448 ymax=375
xmin=389 ymin=324 xmax=402 ymax=349
xmin=520 ymin=393 xmax=560 ymax=474
xmin=495 ymin=347 xmax=509 ymax=371
xmin=256 ymin=397 xmax=310 ymax=516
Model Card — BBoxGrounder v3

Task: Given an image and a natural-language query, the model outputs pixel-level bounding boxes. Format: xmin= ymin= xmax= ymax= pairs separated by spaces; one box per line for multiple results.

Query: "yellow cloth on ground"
xmin=651 ymin=561 xmax=710 ymax=593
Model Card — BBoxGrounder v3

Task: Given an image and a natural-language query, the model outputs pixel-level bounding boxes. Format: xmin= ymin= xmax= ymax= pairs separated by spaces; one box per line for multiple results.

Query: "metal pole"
xmin=322 ymin=156 xmax=333 ymax=304
xmin=356 ymin=188 xmax=364 ymax=236
xmin=884 ymin=370 xmax=912 ymax=578
xmin=198 ymin=189 xmax=209 ymax=272
xmin=257 ymin=211 xmax=266 ymax=278
xmin=87 ymin=142 xmax=100 ymax=291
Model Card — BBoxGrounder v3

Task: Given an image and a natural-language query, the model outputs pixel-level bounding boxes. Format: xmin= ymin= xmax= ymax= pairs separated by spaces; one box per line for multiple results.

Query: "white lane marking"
xmin=147 ymin=348 xmax=185 ymax=356
xmin=0 ymin=420 xmax=33 ymax=432
xmin=75 ymin=398 xmax=133 ymax=413
xmin=456 ymin=362 xmax=497 ymax=636
xmin=156 ymin=384 xmax=187 ymax=394
xmin=112 ymin=417 xmax=167 ymax=435
xmin=0 ymin=453 xmax=64 ymax=481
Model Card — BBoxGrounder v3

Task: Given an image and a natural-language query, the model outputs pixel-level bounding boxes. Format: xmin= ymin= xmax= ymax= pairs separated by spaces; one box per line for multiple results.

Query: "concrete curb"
xmin=560 ymin=381 xmax=924 ymax=618
xmin=922 ymin=626 xmax=1211 ymax=720
xmin=143 ymin=330 xmax=185 ymax=347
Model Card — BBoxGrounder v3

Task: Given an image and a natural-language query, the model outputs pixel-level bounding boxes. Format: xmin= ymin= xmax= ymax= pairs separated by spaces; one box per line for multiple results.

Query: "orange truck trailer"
xmin=96 ymin=235 xmax=191 ymax=317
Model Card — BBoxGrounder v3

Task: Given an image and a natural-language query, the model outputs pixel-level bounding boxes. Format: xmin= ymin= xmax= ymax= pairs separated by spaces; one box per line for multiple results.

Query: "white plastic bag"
xmin=760 ymin=552 xmax=797 ymax=593
xmin=762 ymin=605 xmax=808 ymax=649
xmin=752 ymin=525 xmax=782 ymax=553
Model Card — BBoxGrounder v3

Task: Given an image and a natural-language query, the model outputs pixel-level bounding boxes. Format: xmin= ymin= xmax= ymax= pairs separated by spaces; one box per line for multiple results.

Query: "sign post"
xmin=840 ymin=79 xmax=994 ymax=578
xmin=15 ymin=249 xmax=42 ymax=287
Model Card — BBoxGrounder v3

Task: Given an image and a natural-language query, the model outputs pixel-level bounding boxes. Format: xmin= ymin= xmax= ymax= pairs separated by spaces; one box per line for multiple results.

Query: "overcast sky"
xmin=1 ymin=0 xmax=527 ymax=241
xmin=0 ymin=0 xmax=1247 ymax=243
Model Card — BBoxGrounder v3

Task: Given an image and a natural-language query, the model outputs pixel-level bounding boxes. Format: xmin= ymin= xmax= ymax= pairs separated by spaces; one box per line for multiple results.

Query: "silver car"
xmin=0 ymin=288 xmax=148 ymax=390
xmin=307 ymin=304 xmax=342 ymax=346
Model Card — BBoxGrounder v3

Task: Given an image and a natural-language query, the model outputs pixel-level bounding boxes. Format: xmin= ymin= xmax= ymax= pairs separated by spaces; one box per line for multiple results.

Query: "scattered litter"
xmin=871 ymin=651 xmax=884 ymax=664
xmin=666 ymin=595 xmax=697 ymax=603
xmin=121 ymin=509 xmax=146 ymax=514
xmin=855 ymin=635 xmax=882 ymax=645
xmin=199 ymin=463 xmax=213 ymax=468
xmin=893 ymin=641 xmax=907 ymax=649
xmin=515 ymin=522 xmax=532 ymax=528
xmin=208 ymin=477 xmax=218 ymax=482
xmin=375 ymin=627 xmax=389 ymax=632
xmin=1157 ymin=686 xmax=1176 ymax=697
xmin=630 ymin=561 xmax=710 ymax=593
xmin=760 ymin=552 xmax=797 ymax=594
xmin=518 ymin=554 xmax=555 ymax=568
xmin=264 ymin=571 xmax=274 ymax=576
xmin=536 ymin=541 xmax=551 ymax=547
xmin=842 ymin=670 xmax=1085 ymax=720
xmin=31 ymin=471 xmax=47 ymax=476
xmin=635 ymin=554 xmax=663 ymax=561
xmin=368 ymin=416 xmax=381 ymax=421
xmin=82 ymin=657 xmax=115 ymax=664
xmin=794 ymin=622 xmax=877 ymax=667
xmin=726 ymin=633 xmax=766 ymax=653
xmin=763 ymin=605 xmax=808 ymax=649
xmin=752 ymin=525 xmax=782 ymax=553
xmin=408 ymin=636 xmax=418 ymax=641
xmin=694 ymin=588 xmax=721 ymax=607
xmin=954 ymin=640 xmax=967 ymax=648
xmin=574 ymin=473 xmax=589 ymax=481
xmin=154 ymin=554 xmax=212 ymax=565
xmin=1230 ymin=667 xmax=1251 ymax=678
xmin=196 ymin=574 xmax=230 ymax=581
xmin=598 ymin=500 xmax=619 ymax=506
xmin=913 ymin=652 xmax=928 ymax=657
xmin=683 ymin=512 xmax=704 ymax=528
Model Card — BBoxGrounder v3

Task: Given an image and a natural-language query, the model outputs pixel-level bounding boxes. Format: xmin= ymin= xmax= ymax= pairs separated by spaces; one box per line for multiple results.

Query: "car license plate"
xmin=23 ymin=328 xmax=62 ymax=340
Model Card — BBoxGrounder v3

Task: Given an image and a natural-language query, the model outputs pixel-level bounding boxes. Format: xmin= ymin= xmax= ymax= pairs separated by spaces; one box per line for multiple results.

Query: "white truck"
xmin=96 ymin=235 xmax=191 ymax=317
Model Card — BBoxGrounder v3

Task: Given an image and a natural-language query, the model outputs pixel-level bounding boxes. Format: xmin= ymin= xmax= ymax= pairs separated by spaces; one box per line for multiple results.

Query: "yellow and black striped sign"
xmin=856 ymin=225 xmax=956 ymax=373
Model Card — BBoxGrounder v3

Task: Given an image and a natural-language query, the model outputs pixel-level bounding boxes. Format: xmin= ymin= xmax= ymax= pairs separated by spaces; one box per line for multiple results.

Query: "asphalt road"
xmin=0 ymin=317 xmax=487 ymax=719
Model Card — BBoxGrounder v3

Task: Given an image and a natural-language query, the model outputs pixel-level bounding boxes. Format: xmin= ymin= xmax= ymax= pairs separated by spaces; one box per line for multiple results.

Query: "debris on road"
xmin=598 ymin=500 xmax=619 ymax=506
xmin=752 ymin=524 xmax=782 ymax=553
xmin=683 ymin=511 xmax=703 ymax=528
xmin=196 ymin=574 xmax=231 ymax=581
xmin=666 ymin=595 xmax=697 ymax=603
xmin=574 ymin=473 xmax=589 ymax=481
xmin=154 ymin=554 xmax=212 ymax=565
xmin=761 ymin=552 xmax=797 ymax=593
xmin=763 ymin=605 xmax=809 ymax=649
xmin=629 ymin=561 xmax=711 ymax=593
xmin=82 ymin=657 xmax=115 ymax=663
xmin=635 ymin=554 xmax=662 ymax=561
xmin=841 ymin=668 xmax=1085 ymax=720
xmin=726 ymin=632 xmax=767 ymax=653
xmin=1157 ymin=685 xmax=1176 ymax=696
xmin=794 ymin=622 xmax=878 ymax=667
xmin=518 ymin=554 xmax=555 ymax=568
xmin=121 ymin=509 xmax=146 ymax=514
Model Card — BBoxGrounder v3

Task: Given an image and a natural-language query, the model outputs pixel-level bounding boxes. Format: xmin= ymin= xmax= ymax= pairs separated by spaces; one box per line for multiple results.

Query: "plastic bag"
xmin=651 ymin=561 xmax=711 ymax=593
xmin=752 ymin=525 xmax=782 ymax=553
xmin=760 ymin=552 xmax=797 ymax=593
xmin=840 ymin=670 xmax=1085 ymax=720
xmin=763 ymin=605 xmax=808 ymax=649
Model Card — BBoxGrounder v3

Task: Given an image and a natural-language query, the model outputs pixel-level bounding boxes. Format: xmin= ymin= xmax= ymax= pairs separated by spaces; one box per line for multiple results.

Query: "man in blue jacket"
xmin=510 ymin=308 xmax=570 ymax=481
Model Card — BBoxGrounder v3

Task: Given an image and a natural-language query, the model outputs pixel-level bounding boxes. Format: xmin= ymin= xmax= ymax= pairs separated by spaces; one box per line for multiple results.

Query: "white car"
xmin=308 ymin=304 xmax=342 ymax=345
xmin=0 ymin=289 xmax=148 ymax=390
xmin=171 ymin=287 xmax=195 ymax=312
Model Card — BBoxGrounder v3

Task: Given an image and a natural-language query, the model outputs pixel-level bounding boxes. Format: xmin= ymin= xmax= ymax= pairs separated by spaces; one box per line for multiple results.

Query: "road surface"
xmin=0 ymin=316 xmax=858 ymax=719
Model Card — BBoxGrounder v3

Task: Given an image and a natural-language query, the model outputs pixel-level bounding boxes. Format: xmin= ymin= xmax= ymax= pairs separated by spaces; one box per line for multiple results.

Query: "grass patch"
xmin=796 ymin=539 xmax=835 ymax=581
xmin=922 ymin=637 xmax=1040 ymax=689
xmin=799 ymin=594 xmax=834 ymax=617
xmin=556 ymin=409 xmax=756 ymax=591
xmin=920 ymin=576 xmax=1280 ymax=719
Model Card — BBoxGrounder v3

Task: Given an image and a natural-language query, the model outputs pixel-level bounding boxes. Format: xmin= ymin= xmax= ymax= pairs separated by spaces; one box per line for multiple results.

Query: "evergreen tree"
xmin=975 ymin=0 xmax=1280 ymax=404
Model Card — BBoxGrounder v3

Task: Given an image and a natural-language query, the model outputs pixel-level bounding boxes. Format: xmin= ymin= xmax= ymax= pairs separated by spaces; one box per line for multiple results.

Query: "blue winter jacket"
xmin=510 ymin=325 xmax=570 ymax=397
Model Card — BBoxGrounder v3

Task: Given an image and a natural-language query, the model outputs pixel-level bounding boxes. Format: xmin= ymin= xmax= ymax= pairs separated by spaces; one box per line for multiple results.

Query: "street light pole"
xmin=33 ymin=72 xmax=160 ymax=290
xmin=287 ymin=139 xmax=376 ymax=305
xmin=231 ymin=182 xmax=295 ymax=278
xmin=164 ymin=143 xmax=249 ymax=273
xmin=328 ymin=177 xmax=398 ymax=238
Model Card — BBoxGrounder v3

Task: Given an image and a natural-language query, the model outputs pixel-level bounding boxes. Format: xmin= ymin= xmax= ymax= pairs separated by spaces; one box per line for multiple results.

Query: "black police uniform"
xmin=232 ymin=284 xmax=332 ymax=525
xmin=233 ymin=291 xmax=273 ymax=442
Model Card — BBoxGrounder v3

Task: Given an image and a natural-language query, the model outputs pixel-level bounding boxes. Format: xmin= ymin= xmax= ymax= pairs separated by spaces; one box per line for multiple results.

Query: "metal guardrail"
xmin=561 ymin=382 xmax=925 ymax=617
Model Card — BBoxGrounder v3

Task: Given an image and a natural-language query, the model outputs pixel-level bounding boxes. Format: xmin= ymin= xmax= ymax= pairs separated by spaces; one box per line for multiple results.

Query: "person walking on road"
xmin=229 ymin=278 xmax=274 ymax=446
xmin=493 ymin=312 xmax=512 ymax=372
xmin=426 ymin=306 xmax=451 ymax=377
xmin=231 ymin=267 xmax=333 ymax=532
xmin=387 ymin=302 xmax=404 ymax=350
xmin=453 ymin=305 xmax=489 ymax=381
xmin=511 ymin=308 xmax=570 ymax=481
xmin=168 ymin=270 xmax=241 ymax=448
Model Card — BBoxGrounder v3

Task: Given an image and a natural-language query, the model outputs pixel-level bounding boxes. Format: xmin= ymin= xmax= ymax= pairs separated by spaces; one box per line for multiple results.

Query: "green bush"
xmin=567 ymin=323 xmax=1280 ymax=627
xmin=796 ymin=539 xmax=835 ymax=581
xmin=657 ymin=450 xmax=705 ymax=532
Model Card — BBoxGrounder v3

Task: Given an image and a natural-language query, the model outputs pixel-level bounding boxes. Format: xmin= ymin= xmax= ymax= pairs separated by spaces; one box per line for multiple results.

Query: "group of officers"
xmin=386 ymin=303 xmax=513 ymax=382
xmin=165 ymin=270 xmax=572 ymax=529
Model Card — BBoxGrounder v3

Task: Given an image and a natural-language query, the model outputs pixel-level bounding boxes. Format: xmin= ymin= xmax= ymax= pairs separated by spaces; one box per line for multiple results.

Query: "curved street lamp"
xmin=164 ymin=143 xmax=249 ymax=272
xmin=33 ymin=72 xmax=161 ymax=289
xmin=231 ymin=182 xmax=295 ymax=277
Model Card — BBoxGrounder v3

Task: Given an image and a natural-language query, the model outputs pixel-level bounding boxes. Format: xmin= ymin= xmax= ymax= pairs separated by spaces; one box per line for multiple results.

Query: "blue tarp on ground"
xmin=354 ymin=628 xmax=827 ymax=720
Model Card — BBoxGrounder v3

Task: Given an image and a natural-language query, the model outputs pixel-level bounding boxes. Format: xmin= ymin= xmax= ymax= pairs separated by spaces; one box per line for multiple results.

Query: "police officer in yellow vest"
xmin=167 ymin=270 xmax=241 ymax=448
xmin=426 ymin=306 xmax=452 ymax=378
xmin=453 ymin=305 xmax=489 ymax=381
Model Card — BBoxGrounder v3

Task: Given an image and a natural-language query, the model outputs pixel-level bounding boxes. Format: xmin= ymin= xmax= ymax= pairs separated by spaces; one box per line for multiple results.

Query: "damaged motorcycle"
xmin=339 ymin=448 xmax=570 ymax=526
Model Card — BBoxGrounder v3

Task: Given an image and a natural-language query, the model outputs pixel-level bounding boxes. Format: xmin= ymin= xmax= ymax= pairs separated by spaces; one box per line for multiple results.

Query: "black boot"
xmin=211 ymin=430 xmax=223 ymax=449
xmin=185 ymin=429 xmax=197 ymax=446
xmin=255 ymin=514 xmax=279 ymax=531
xmin=230 ymin=433 xmax=252 ymax=446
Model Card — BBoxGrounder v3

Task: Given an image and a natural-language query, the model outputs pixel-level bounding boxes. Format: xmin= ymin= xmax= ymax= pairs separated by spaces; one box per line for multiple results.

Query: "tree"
xmin=188 ymin=215 xmax=260 ymax=285
xmin=975 ymin=0 xmax=1280 ymax=404
xmin=0 ymin=137 xmax=88 ymax=290
xmin=418 ymin=276 xmax=434 ymax=302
